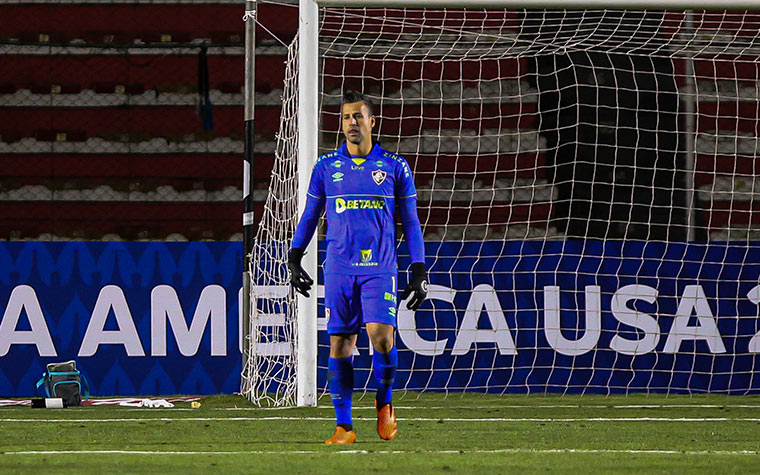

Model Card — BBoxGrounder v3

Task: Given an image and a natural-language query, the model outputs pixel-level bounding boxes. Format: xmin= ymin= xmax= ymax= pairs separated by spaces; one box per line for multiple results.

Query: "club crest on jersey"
xmin=361 ymin=249 xmax=372 ymax=262
xmin=372 ymin=169 xmax=387 ymax=185
xmin=332 ymin=160 xmax=343 ymax=168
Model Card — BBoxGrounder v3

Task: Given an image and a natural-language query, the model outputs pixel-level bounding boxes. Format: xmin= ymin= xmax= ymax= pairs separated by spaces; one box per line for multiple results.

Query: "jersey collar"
xmin=339 ymin=142 xmax=382 ymax=159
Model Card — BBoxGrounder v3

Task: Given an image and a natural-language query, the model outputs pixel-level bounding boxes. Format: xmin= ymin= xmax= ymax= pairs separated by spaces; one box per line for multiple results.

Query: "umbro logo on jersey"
xmin=332 ymin=172 xmax=344 ymax=182
xmin=372 ymin=169 xmax=387 ymax=185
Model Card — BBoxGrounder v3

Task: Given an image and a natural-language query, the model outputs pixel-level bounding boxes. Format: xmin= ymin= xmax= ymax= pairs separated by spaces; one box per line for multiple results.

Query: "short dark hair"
xmin=342 ymin=89 xmax=374 ymax=116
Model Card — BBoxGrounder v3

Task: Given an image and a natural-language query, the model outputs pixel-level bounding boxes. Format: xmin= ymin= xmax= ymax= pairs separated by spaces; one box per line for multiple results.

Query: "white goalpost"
xmin=242 ymin=0 xmax=760 ymax=407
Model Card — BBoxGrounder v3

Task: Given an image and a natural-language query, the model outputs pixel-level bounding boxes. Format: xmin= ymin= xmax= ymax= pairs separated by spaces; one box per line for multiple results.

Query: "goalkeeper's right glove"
xmin=400 ymin=262 xmax=428 ymax=311
xmin=288 ymin=248 xmax=314 ymax=297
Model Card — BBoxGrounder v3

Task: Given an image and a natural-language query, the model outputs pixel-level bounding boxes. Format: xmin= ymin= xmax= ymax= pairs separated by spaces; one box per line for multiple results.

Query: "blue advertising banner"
xmin=0 ymin=242 xmax=243 ymax=397
xmin=330 ymin=241 xmax=760 ymax=395
xmin=1 ymin=241 xmax=760 ymax=396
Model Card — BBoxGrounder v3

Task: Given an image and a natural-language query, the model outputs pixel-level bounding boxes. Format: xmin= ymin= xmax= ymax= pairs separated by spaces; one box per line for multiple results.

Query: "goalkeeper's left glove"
xmin=400 ymin=262 xmax=428 ymax=311
xmin=288 ymin=248 xmax=314 ymax=297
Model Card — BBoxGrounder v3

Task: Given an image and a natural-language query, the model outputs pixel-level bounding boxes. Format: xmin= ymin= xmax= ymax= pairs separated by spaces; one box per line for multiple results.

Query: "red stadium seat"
xmin=5 ymin=153 xmax=239 ymax=181
xmin=162 ymin=131 xmax=216 ymax=143
xmin=91 ymin=82 xmax=146 ymax=95
xmin=217 ymin=82 xmax=244 ymax=94
xmin=704 ymin=202 xmax=760 ymax=233
xmin=0 ymin=201 xmax=254 ymax=241
xmin=2 ymin=3 xmax=294 ymax=46
xmin=209 ymin=31 xmax=244 ymax=45
xmin=81 ymin=30 xmax=135 ymax=45
xmin=155 ymin=82 xmax=198 ymax=94
xmin=1 ymin=55 xmax=256 ymax=94
xmin=0 ymin=83 xmax=17 ymax=94
xmin=96 ymin=131 xmax=152 ymax=143
xmin=34 ymin=130 xmax=86 ymax=142
xmin=0 ymin=131 xmax=23 ymax=143
xmin=139 ymin=31 xmax=192 ymax=44
xmin=2 ymin=107 xmax=246 ymax=137
xmin=29 ymin=82 xmax=82 ymax=94
xmin=15 ymin=31 xmax=70 ymax=43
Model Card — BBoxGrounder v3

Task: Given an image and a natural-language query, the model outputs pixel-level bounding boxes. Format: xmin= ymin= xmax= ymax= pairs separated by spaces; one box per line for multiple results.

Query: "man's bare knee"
xmin=373 ymin=337 xmax=394 ymax=354
xmin=367 ymin=323 xmax=395 ymax=354
xmin=330 ymin=333 xmax=357 ymax=358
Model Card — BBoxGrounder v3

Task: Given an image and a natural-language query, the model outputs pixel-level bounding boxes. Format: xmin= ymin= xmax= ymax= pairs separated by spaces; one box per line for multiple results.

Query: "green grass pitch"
xmin=3 ymin=393 xmax=760 ymax=473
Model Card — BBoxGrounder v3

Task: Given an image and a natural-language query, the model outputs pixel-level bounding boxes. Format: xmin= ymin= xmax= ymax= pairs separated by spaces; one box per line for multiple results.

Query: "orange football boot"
xmin=324 ymin=426 xmax=357 ymax=445
xmin=375 ymin=402 xmax=398 ymax=440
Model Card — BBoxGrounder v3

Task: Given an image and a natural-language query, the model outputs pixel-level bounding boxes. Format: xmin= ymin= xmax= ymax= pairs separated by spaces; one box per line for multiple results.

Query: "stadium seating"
xmin=0 ymin=2 xmax=756 ymax=241
xmin=0 ymin=1 xmax=298 ymax=240
xmin=0 ymin=201 xmax=252 ymax=241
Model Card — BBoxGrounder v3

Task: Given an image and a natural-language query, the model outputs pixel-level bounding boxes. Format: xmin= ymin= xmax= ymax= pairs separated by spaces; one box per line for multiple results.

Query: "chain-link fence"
xmin=0 ymin=1 xmax=295 ymax=241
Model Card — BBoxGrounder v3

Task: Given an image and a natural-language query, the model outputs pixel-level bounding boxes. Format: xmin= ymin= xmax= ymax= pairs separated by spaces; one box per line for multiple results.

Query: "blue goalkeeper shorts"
xmin=324 ymin=272 xmax=398 ymax=335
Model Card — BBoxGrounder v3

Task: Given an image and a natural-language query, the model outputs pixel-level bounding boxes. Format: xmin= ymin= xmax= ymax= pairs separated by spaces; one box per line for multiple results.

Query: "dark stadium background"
xmin=2 ymin=4 xmax=755 ymax=242
xmin=0 ymin=2 xmax=297 ymax=242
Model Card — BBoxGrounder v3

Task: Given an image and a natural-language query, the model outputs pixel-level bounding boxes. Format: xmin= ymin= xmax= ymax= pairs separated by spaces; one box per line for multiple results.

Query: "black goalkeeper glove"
xmin=400 ymin=262 xmax=428 ymax=311
xmin=288 ymin=248 xmax=314 ymax=297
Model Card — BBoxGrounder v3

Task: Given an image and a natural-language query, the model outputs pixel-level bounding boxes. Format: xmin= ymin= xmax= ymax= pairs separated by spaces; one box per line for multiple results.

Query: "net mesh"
xmin=241 ymin=37 xmax=299 ymax=406
xmin=245 ymin=8 xmax=760 ymax=404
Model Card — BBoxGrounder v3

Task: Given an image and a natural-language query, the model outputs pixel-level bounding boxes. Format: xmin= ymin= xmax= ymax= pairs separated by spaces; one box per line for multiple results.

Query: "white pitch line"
xmin=7 ymin=403 xmax=760 ymax=411
xmin=3 ymin=416 xmax=760 ymax=423
xmin=222 ymin=404 xmax=760 ymax=411
xmin=608 ymin=404 xmax=760 ymax=409
xmin=6 ymin=404 xmax=757 ymax=412
xmin=1 ymin=448 xmax=759 ymax=456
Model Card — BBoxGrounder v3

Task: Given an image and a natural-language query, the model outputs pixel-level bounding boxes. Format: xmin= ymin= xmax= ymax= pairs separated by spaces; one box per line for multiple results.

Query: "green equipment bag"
xmin=36 ymin=360 xmax=89 ymax=407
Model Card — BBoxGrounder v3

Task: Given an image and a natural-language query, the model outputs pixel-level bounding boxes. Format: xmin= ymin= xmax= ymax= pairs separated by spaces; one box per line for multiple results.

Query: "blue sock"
xmin=328 ymin=356 xmax=354 ymax=428
xmin=372 ymin=345 xmax=397 ymax=409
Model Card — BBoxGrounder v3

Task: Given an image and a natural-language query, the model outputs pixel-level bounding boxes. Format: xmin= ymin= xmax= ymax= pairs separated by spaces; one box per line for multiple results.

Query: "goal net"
xmin=242 ymin=5 xmax=760 ymax=405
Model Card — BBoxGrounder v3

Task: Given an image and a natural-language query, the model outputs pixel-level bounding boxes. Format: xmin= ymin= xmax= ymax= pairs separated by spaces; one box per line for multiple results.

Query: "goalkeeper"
xmin=288 ymin=90 xmax=427 ymax=445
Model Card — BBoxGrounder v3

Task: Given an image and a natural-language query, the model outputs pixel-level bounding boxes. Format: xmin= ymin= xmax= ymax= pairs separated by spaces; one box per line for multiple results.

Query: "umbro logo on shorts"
xmin=372 ymin=169 xmax=387 ymax=185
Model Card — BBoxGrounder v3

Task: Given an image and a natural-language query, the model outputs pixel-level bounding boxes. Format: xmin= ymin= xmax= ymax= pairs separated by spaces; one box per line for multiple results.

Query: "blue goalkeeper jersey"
xmin=291 ymin=142 xmax=425 ymax=275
